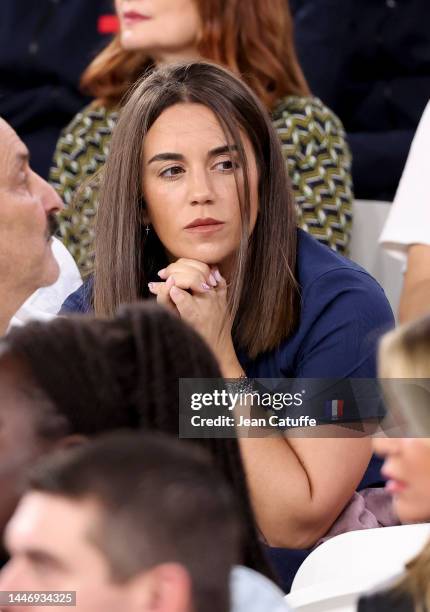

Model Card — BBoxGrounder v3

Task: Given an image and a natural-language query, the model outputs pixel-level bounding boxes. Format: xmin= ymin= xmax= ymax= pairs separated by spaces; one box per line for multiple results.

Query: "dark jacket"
xmin=0 ymin=0 xmax=113 ymax=178
xmin=290 ymin=0 xmax=430 ymax=200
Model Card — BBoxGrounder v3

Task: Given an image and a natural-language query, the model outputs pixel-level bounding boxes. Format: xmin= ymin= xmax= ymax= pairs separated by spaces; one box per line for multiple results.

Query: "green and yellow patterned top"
xmin=49 ymin=96 xmax=353 ymax=274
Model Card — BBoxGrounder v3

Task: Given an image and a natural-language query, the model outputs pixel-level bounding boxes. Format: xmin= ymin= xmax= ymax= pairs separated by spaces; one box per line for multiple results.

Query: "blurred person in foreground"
xmin=50 ymin=0 xmax=353 ymax=273
xmin=0 ymin=432 xmax=241 ymax=612
xmin=358 ymin=315 xmax=430 ymax=611
xmin=0 ymin=303 xmax=274 ymax=586
xmin=0 ymin=117 xmax=80 ymax=333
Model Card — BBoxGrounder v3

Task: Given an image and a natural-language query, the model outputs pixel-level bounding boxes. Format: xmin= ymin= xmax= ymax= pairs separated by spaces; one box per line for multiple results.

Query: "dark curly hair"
xmin=1 ymin=303 xmax=275 ymax=581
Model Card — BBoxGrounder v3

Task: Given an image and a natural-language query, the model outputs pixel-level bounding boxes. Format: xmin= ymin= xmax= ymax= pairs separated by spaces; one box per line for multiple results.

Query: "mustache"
xmin=45 ymin=213 xmax=59 ymax=241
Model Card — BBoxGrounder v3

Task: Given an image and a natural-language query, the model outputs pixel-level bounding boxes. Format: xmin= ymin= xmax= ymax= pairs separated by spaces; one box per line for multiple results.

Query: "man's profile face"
xmin=0 ymin=119 xmax=62 ymax=294
xmin=0 ymin=493 xmax=142 ymax=612
xmin=0 ymin=359 xmax=54 ymax=545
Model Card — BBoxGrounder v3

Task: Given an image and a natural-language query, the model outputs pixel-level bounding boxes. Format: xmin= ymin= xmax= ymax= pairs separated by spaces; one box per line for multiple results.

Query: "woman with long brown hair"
xmin=61 ymin=61 xmax=394 ymax=590
xmin=359 ymin=315 xmax=430 ymax=611
xmin=50 ymin=0 xmax=353 ymax=273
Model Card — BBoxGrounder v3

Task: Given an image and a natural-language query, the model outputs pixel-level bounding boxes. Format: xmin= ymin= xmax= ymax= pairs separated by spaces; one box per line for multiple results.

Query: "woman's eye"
xmin=160 ymin=166 xmax=184 ymax=179
xmin=214 ymin=159 xmax=239 ymax=172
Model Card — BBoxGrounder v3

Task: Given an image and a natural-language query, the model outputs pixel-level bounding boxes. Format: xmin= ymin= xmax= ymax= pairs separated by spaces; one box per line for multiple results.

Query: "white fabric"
xmin=9 ymin=237 xmax=82 ymax=328
xmin=231 ymin=566 xmax=290 ymax=612
xmin=380 ymin=100 xmax=430 ymax=262
xmin=286 ymin=523 xmax=430 ymax=612
xmin=350 ymin=199 xmax=403 ymax=317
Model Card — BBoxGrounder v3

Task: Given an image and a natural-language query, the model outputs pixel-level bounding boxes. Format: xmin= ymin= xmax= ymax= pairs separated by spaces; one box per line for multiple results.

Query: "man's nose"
xmin=32 ymin=171 xmax=64 ymax=214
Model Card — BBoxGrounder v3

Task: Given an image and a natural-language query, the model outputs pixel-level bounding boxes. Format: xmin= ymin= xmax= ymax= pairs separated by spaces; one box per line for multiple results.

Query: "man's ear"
xmin=130 ymin=563 xmax=192 ymax=612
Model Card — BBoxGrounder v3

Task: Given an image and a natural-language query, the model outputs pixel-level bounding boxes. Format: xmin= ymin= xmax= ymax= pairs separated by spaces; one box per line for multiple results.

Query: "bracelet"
xmin=226 ymin=374 xmax=255 ymax=395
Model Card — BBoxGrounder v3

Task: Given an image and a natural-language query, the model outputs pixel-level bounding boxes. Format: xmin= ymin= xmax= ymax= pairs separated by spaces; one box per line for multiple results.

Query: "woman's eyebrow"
xmin=147 ymin=152 xmax=184 ymax=164
xmin=147 ymin=145 xmax=239 ymax=165
xmin=208 ymin=145 xmax=238 ymax=157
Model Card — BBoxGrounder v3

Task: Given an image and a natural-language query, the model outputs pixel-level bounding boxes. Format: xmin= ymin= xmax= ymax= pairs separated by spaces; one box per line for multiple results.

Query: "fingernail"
xmin=214 ymin=269 xmax=222 ymax=282
xmin=202 ymin=282 xmax=211 ymax=291
xmin=209 ymin=274 xmax=217 ymax=287
xmin=158 ymin=268 xmax=166 ymax=278
xmin=148 ymin=282 xmax=154 ymax=292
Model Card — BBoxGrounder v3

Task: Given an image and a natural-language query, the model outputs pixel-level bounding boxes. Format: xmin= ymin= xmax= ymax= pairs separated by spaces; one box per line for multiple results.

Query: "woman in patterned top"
xmin=50 ymin=0 xmax=353 ymax=274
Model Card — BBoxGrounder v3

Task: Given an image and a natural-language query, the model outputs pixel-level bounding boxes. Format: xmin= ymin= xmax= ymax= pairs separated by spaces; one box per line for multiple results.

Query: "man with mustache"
xmin=0 ymin=117 xmax=79 ymax=334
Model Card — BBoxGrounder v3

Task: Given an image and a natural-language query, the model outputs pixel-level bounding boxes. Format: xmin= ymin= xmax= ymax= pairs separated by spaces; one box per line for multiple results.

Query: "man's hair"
xmin=0 ymin=303 xmax=273 ymax=579
xmin=28 ymin=432 xmax=239 ymax=612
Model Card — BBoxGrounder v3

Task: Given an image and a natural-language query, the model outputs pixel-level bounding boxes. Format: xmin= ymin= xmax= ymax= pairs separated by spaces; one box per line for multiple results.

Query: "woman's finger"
xmin=158 ymin=259 xmax=217 ymax=287
xmin=213 ymin=268 xmax=228 ymax=292
xmin=153 ymin=272 xmax=215 ymax=294
xmin=149 ymin=276 xmax=178 ymax=313
xmin=169 ymin=285 xmax=198 ymax=321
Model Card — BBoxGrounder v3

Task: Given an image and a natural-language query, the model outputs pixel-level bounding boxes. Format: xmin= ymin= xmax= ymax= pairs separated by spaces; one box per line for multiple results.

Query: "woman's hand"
xmin=148 ymin=258 xmax=244 ymax=376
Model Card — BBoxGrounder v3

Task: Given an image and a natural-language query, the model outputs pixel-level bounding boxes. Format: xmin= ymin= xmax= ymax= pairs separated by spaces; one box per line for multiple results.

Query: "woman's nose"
xmin=372 ymin=435 xmax=401 ymax=458
xmin=188 ymin=169 xmax=214 ymax=206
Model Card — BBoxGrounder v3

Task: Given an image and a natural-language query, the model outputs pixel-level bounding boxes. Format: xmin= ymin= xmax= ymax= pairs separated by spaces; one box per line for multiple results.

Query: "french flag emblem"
xmin=325 ymin=399 xmax=344 ymax=420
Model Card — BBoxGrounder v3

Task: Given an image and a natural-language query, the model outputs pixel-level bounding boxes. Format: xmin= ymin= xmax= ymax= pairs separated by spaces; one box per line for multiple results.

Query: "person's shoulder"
xmin=297 ymin=229 xmax=379 ymax=292
xmin=230 ymin=566 xmax=290 ymax=612
xmin=272 ymin=95 xmax=345 ymax=139
xmin=60 ymin=277 xmax=93 ymax=315
xmin=296 ymin=230 xmax=394 ymax=328
xmin=60 ymin=102 xmax=119 ymax=140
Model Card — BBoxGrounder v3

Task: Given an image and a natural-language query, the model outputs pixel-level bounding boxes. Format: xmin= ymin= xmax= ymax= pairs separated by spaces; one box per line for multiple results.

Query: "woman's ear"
xmin=141 ymin=209 xmax=151 ymax=226
xmin=138 ymin=197 xmax=151 ymax=226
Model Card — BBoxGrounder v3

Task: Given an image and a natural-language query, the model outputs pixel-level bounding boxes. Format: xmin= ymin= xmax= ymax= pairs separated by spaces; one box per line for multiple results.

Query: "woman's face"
xmin=115 ymin=0 xmax=202 ymax=61
xmin=142 ymin=103 xmax=259 ymax=274
xmin=373 ymin=436 xmax=430 ymax=523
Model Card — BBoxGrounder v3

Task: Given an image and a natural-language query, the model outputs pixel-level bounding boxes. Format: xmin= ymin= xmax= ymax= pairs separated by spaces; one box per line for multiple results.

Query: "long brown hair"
xmin=81 ymin=0 xmax=309 ymax=109
xmin=94 ymin=61 xmax=299 ymax=359
xmin=379 ymin=316 xmax=430 ymax=611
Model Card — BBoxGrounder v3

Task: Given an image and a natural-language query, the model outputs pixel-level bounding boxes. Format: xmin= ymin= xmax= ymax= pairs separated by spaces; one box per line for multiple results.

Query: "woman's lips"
xmin=123 ymin=11 xmax=151 ymax=25
xmin=185 ymin=222 xmax=225 ymax=234
xmin=385 ymin=478 xmax=408 ymax=494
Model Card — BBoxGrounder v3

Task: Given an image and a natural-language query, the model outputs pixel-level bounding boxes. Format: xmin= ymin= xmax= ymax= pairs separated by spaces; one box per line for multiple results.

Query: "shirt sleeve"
xmin=379 ymin=100 xmax=430 ymax=262
xmin=60 ymin=277 xmax=94 ymax=315
xmin=295 ymin=268 xmax=395 ymax=378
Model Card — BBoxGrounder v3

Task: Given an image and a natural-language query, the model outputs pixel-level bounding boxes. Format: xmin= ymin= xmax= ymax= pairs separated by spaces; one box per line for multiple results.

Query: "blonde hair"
xmin=379 ymin=317 xmax=430 ymax=379
xmin=379 ymin=315 xmax=430 ymax=611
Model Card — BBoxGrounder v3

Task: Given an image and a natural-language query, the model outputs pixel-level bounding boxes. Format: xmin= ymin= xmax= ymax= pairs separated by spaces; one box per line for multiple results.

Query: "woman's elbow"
xmin=262 ymin=510 xmax=338 ymax=549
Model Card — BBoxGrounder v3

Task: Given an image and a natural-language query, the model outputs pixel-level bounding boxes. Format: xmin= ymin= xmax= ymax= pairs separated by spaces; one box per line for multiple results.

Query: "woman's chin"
xmin=396 ymin=502 xmax=430 ymax=525
xmin=173 ymin=246 xmax=232 ymax=267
